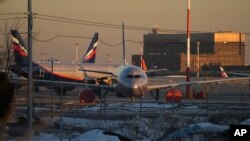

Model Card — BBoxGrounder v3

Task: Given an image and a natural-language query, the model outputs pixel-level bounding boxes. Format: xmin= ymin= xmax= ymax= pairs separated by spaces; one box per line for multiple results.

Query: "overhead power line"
xmin=34 ymin=13 xmax=187 ymax=33
xmin=31 ymin=34 xmax=139 ymax=46
xmin=32 ymin=35 xmax=91 ymax=42
xmin=34 ymin=17 xmax=122 ymax=30
xmin=0 ymin=12 xmax=26 ymax=15
xmin=31 ymin=32 xmax=250 ymax=47
xmin=0 ymin=17 xmax=27 ymax=21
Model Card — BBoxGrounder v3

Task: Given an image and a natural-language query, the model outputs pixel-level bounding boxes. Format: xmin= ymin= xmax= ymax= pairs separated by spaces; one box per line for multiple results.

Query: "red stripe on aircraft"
xmin=83 ymin=49 xmax=96 ymax=62
xmin=12 ymin=43 xmax=28 ymax=57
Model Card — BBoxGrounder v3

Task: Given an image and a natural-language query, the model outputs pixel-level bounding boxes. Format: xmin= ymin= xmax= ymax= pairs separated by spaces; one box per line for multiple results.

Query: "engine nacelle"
xmin=79 ymin=88 xmax=96 ymax=105
xmin=165 ymin=89 xmax=182 ymax=103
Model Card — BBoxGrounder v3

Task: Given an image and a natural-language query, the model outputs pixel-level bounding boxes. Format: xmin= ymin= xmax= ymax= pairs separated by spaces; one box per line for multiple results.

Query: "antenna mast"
xmin=122 ymin=22 xmax=126 ymax=64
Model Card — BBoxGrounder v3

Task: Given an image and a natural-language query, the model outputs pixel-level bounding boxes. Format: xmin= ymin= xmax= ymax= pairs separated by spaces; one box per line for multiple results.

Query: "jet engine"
xmin=79 ymin=88 xmax=96 ymax=104
xmin=165 ymin=89 xmax=182 ymax=103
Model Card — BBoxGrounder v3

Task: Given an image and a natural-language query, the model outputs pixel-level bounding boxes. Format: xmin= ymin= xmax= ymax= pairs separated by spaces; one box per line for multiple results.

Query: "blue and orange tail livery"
xmin=10 ymin=30 xmax=28 ymax=65
xmin=82 ymin=32 xmax=98 ymax=63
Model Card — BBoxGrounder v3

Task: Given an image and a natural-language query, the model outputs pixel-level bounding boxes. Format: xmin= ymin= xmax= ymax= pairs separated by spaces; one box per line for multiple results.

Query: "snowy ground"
xmin=7 ymin=118 xmax=250 ymax=141
xmin=5 ymin=101 xmax=250 ymax=141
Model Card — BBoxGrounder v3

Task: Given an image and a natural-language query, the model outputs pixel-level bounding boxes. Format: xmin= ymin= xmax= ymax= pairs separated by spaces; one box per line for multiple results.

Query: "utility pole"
xmin=186 ymin=0 xmax=191 ymax=98
xmin=196 ymin=42 xmax=200 ymax=77
xmin=27 ymin=0 xmax=33 ymax=132
xmin=49 ymin=58 xmax=58 ymax=119
xmin=122 ymin=22 xmax=126 ymax=64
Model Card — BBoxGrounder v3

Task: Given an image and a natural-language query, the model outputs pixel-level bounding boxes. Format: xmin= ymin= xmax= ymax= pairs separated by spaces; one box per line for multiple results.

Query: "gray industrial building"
xmin=132 ymin=31 xmax=246 ymax=72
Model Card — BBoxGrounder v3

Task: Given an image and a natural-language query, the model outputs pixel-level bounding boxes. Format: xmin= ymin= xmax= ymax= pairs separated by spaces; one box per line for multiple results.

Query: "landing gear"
xmin=55 ymin=87 xmax=66 ymax=95
xmin=150 ymin=89 xmax=160 ymax=102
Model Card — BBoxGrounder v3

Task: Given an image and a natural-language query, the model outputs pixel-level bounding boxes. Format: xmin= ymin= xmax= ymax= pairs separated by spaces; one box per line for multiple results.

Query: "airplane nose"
xmin=133 ymin=85 xmax=138 ymax=89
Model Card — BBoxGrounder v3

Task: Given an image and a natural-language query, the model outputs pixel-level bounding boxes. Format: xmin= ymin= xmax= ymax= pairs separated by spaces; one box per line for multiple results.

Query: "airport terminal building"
xmin=132 ymin=31 xmax=246 ymax=72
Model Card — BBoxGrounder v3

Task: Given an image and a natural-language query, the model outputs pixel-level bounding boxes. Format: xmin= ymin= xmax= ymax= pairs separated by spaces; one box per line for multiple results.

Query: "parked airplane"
xmin=10 ymin=30 xmax=119 ymax=94
xmin=35 ymin=24 xmax=250 ymax=102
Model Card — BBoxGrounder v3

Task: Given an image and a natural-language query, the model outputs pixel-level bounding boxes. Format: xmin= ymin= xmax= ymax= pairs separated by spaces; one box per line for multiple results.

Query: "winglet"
xmin=220 ymin=66 xmax=228 ymax=78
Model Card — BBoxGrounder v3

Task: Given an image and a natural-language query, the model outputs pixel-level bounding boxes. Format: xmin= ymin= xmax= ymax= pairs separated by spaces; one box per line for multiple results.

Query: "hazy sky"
xmin=1 ymin=0 xmax=250 ymax=64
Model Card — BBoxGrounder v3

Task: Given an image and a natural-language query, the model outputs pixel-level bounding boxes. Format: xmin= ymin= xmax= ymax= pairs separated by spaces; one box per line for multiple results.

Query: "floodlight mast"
xmin=186 ymin=0 xmax=191 ymax=98
xmin=27 ymin=0 xmax=33 ymax=130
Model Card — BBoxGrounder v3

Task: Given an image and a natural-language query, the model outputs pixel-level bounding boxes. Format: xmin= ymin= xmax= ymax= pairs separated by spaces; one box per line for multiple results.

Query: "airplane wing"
xmin=147 ymin=77 xmax=249 ymax=91
xmin=228 ymin=72 xmax=250 ymax=77
xmin=35 ymin=79 xmax=116 ymax=90
xmin=78 ymin=69 xmax=114 ymax=76
xmin=145 ymin=69 xmax=168 ymax=75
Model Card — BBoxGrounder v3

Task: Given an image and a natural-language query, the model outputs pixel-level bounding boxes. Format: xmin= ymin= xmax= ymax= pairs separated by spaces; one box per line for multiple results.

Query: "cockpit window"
xmin=134 ymin=75 xmax=140 ymax=78
xmin=127 ymin=75 xmax=133 ymax=78
xmin=127 ymin=74 xmax=141 ymax=79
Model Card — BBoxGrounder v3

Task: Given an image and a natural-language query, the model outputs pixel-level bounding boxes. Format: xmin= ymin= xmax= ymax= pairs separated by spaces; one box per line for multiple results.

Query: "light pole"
xmin=196 ymin=42 xmax=200 ymax=77
xmin=75 ymin=43 xmax=79 ymax=63
xmin=186 ymin=0 xmax=191 ymax=98
xmin=59 ymin=85 xmax=63 ymax=141
xmin=48 ymin=58 xmax=58 ymax=119
xmin=27 ymin=0 xmax=33 ymax=131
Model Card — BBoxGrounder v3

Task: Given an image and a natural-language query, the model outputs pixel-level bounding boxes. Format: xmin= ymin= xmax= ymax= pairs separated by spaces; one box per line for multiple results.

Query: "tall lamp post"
xmin=186 ymin=0 xmax=191 ymax=98
xmin=27 ymin=0 xmax=33 ymax=132
xmin=49 ymin=58 xmax=58 ymax=119
xmin=196 ymin=42 xmax=200 ymax=77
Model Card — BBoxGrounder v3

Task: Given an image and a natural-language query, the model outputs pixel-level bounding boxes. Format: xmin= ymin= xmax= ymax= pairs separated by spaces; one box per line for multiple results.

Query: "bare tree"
xmin=0 ymin=16 xmax=25 ymax=73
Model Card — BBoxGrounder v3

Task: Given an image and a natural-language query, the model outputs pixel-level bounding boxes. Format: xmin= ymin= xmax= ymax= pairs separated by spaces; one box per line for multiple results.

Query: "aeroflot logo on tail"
xmin=83 ymin=49 xmax=96 ymax=62
xmin=83 ymin=48 xmax=97 ymax=62
xmin=230 ymin=125 xmax=250 ymax=141
xmin=11 ymin=36 xmax=28 ymax=57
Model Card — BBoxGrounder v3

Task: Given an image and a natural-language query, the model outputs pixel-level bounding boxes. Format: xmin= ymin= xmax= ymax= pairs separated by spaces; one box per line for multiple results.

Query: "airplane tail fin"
xmin=82 ymin=32 xmax=98 ymax=63
xmin=10 ymin=30 xmax=28 ymax=65
xmin=140 ymin=58 xmax=147 ymax=71
xmin=220 ymin=66 xmax=228 ymax=78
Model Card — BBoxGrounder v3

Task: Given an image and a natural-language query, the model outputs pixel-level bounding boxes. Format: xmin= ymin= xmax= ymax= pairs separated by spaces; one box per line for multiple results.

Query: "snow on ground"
xmin=31 ymin=133 xmax=66 ymax=141
xmin=240 ymin=118 xmax=250 ymax=125
xmin=8 ymin=117 xmax=250 ymax=141
xmin=79 ymin=102 xmax=177 ymax=113
xmin=168 ymin=122 xmax=229 ymax=139
xmin=183 ymin=105 xmax=199 ymax=109
xmin=11 ymin=101 xmax=250 ymax=140
xmin=16 ymin=106 xmax=49 ymax=112
xmin=32 ymin=120 xmax=231 ymax=141
xmin=28 ymin=129 xmax=119 ymax=141
xmin=188 ymin=122 xmax=228 ymax=133
xmin=59 ymin=117 xmax=124 ymax=130
xmin=73 ymin=129 xmax=119 ymax=141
